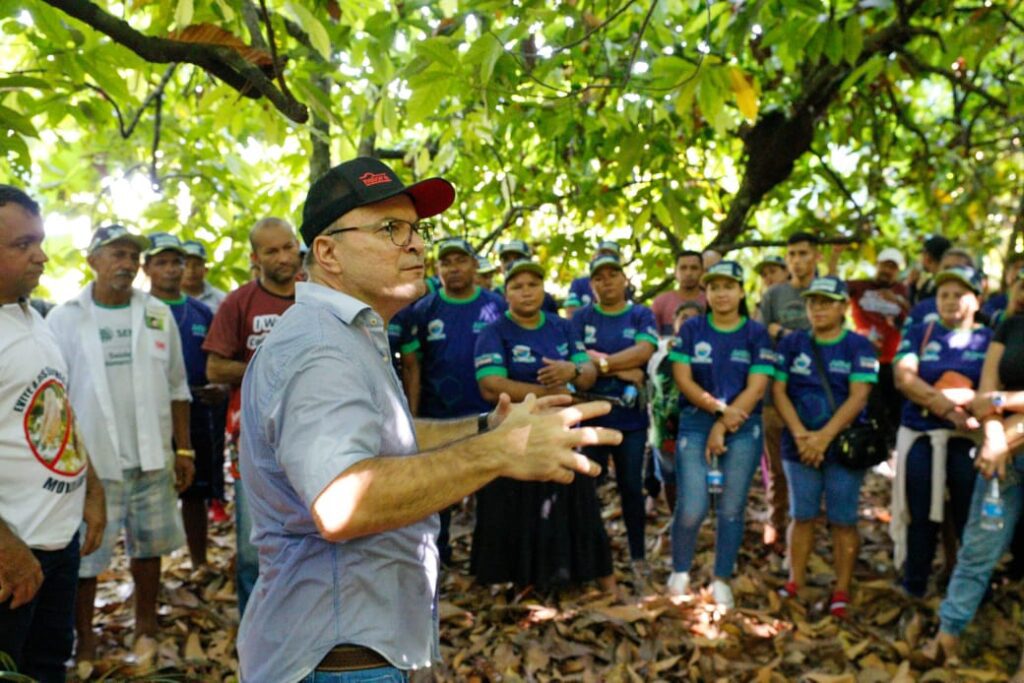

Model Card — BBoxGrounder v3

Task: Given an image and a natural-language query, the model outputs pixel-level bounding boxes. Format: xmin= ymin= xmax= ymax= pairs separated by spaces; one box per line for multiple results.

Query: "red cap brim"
xmin=404 ymin=177 xmax=456 ymax=219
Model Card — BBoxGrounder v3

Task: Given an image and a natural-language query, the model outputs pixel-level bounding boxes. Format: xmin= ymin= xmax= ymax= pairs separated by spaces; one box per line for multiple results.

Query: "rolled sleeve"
xmin=273 ymin=351 xmax=384 ymax=508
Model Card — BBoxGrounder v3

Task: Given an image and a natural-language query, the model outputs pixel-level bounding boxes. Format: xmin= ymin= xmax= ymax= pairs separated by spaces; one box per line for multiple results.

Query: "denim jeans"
xmin=299 ymin=666 xmax=408 ymax=682
xmin=939 ymin=456 xmax=1024 ymax=636
xmin=782 ymin=458 xmax=865 ymax=526
xmin=903 ymin=436 xmax=976 ymax=597
xmin=0 ymin=533 xmax=80 ymax=683
xmin=584 ymin=429 xmax=648 ymax=560
xmin=235 ymin=477 xmax=259 ymax=617
xmin=672 ymin=409 xmax=763 ymax=577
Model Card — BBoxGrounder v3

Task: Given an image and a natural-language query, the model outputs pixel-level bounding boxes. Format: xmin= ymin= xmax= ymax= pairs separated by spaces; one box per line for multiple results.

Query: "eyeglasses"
xmin=323 ymin=219 xmax=434 ymax=248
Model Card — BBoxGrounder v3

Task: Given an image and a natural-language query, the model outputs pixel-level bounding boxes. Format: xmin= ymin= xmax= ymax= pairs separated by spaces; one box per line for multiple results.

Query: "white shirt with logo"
xmin=94 ymin=304 xmax=141 ymax=469
xmin=0 ymin=302 xmax=87 ymax=550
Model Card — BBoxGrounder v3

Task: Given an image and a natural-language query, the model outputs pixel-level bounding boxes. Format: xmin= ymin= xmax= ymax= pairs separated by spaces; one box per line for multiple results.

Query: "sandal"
xmin=829 ymin=590 xmax=850 ymax=619
xmin=777 ymin=581 xmax=799 ymax=599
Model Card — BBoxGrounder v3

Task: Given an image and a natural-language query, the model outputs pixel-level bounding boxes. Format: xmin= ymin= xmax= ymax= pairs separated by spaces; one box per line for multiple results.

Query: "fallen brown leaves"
xmin=70 ymin=472 xmax=1022 ymax=681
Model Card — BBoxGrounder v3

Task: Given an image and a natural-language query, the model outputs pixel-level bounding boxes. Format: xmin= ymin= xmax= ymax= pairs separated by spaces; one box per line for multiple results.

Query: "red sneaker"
xmin=777 ymin=581 xmax=799 ymax=599
xmin=209 ymin=499 xmax=229 ymax=523
xmin=829 ymin=590 xmax=850 ymax=619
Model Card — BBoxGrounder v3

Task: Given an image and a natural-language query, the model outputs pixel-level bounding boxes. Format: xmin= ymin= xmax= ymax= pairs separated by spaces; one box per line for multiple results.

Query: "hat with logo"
xmin=877 ymin=247 xmax=906 ymax=271
xmin=437 ymin=237 xmax=475 ymax=259
xmin=595 ymin=240 xmax=621 ymax=256
xmin=476 ymin=256 xmax=497 ymax=275
xmin=801 ymin=276 xmax=850 ymax=301
xmin=589 ymin=254 xmax=623 ymax=276
xmin=300 ymin=157 xmax=456 ymax=247
xmin=498 ymin=240 xmax=532 ymax=258
xmin=700 ymin=260 xmax=744 ymax=285
xmin=505 ymin=259 xmax=545 ymax=280
xmin=87 ymin=224 xmax=150 ymax=255
xmin=145 ymin=232 xmax=187 ymax=258
xmin=182 ymin=240 xmax=208 ymax=260
xmin=934 ymin=266 xmax=983 ymax=294
xmin=754 ymin=254 xmax=786 ymax=275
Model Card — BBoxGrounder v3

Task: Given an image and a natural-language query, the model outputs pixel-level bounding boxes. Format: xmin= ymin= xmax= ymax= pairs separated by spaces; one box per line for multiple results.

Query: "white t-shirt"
xmin=0 ymin=302 xmax=87 ymax=550
xmin=93 ymin=303 xmax=141 ymax=469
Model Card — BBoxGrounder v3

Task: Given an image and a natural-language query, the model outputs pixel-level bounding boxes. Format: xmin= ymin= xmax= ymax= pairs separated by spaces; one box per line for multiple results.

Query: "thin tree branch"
xmin=812 ymin=148 xmax=869 ymax=225
xmin=898 ymin=50 xmax=1008 ymax=109
xmin=79 ymin=64 xmax=177 ymax=139
xmin=620 ymin=0 xmax=659 ymax=90
xmin=257 ymin=0 xmax=295 ymax=103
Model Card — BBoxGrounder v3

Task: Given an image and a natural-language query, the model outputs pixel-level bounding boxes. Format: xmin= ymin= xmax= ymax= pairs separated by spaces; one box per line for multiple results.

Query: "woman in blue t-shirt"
xmin=772 ymin=276 xmax=878 ymax=618
xmin=668 ymin=261 xmax=775 ymax=608
xmin=893 ymin=266 xmax=991 ymax=599
xmin=570 ymin=255 xmax=658 ymax=580
xmin=472 ymin=260 xmax=616 ymax=594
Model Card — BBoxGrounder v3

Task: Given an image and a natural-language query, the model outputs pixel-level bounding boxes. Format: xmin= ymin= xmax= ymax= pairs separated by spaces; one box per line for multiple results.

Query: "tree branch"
xmin=898 ymin=51 xmax=1008 ymax=109
xmin=80 ymin=64 xmax=177 ymax=139
xmin=42 ymin=0 xmax=308 ymax=123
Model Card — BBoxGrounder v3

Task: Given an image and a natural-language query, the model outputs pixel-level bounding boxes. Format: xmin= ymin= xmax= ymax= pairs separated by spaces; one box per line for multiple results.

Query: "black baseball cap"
xmin=300 ymin=157 xmax=456 ymax=246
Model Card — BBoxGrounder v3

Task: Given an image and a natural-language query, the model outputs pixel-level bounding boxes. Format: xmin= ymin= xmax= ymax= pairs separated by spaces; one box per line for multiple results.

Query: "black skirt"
xmin=470 ymin=471 xmax=613 ymax=589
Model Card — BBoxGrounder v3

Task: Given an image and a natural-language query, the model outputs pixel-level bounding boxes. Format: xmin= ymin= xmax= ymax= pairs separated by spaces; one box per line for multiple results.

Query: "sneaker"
xmin=777 ymin=581 xmax=799 ymax=599
xmin=829 ymin=590 xmax=850 ymax=619
xmin=209 ymin=499 xmax=229 ymax=523
xmin=667 ymin=571 xmax=690 ymax=596
xmin=711 ymin=579 xmax=734 ymax=608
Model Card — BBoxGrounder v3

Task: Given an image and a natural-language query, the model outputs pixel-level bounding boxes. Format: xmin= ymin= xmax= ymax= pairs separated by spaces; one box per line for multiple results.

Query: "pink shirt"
xmin=651 ymin=289 xmax=706 ymax=335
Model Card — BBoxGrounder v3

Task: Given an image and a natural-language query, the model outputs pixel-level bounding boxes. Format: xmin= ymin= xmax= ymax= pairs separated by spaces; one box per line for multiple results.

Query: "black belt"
xmin=316 ymin=645 xmax=389 ymax=672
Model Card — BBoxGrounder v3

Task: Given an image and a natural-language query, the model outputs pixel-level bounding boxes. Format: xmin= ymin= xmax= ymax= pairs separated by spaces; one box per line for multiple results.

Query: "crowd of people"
xmin=3 ymin=161 xmax=1024 ymax=681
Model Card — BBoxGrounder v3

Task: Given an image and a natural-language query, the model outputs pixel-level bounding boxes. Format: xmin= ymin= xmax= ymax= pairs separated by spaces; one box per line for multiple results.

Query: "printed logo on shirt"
xmin=623 ymin=328 xmax=636 ymax=340
xmin=511 ymin=345 xmax=537 ymax=364
xmin=584 ymin=325 xmax=597 ymax=344
xmin=693 ymin=342 xmax=713 ymax=364
xmin=144 ymin=311 xmax=166 ymax=331
xmin=923 ymin=312 xmax=940 ymax=324
xmin=472 ymin=321 xmax=489 ymax=334
xmin=859 ymin=357 xmax=880 ymax=371
xmin=246 ymin=314 xmax=281 ymax=350
xmin=191 ymin=323 xmax=208 ymax=338
xmin=791 ymin=353 xmax=812 ymax=376
xmin=829 ymin=360 xmax=852 ymax=374
xmin=13 ymin=370 xmax=86 ymax=478
xmin=556 ymin=342 xmax=569 ymax=357
xmin=426 ymin=319 xmax=446 ymax=342
xmin=475 ymin=353 xmax=503 ymax=368
xmin=581 ymin=294 xmax=593 ymax=306
xmin=730 ymin=349 xmax=751 ymax=364
xmin=758 ymin=349 xmax=776 ymax=363
xmin=962 ymin=350 xmax=986 ymax=362
xmin=922 ymin=341 xmax=942 ymax=362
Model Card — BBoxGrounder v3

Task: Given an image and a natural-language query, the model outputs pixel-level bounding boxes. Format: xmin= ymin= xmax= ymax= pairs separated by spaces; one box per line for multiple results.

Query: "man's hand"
xmin=537 ymin=357 xmax=579 ymax=387
xmin=705 ymin=421 xmax=727 ymax=461
xmin=81 ymin=477 xmax=106 ymax=557
xmin=193 ymin=384 xmax=229 ymax=405
xmin=492 ymin=395 xmax=621 ymax=483
xmin=0 ymin=533 xmax=43 ymax=609
xmin=174 ymin=456 xmax=195 ymax=493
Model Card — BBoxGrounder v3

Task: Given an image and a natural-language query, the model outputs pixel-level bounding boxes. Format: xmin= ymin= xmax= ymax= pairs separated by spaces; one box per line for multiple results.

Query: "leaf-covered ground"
xmin=71 ymin=472 xmax=1023 ymax=682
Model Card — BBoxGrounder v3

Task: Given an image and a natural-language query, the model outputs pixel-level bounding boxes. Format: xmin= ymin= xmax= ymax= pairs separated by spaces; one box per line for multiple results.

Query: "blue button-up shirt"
xmin=238 ymin=282 xmax=439 ymax=683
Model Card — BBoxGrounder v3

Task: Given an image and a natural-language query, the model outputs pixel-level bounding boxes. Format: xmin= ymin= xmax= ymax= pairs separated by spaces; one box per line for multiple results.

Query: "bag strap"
xmin=919 ymin=321 xmax=936 ymax=358
xmin=809 ymin=338 xmax=838 ymax=413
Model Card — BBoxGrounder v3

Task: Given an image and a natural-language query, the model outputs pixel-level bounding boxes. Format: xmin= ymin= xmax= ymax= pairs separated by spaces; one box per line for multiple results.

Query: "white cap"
xmin=877 ymin=247 xmax=905 ymax=270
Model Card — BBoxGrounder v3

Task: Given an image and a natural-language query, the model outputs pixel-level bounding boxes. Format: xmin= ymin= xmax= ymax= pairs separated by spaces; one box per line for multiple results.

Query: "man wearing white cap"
xmin=847 ymin=246 xmax=911 ymax=445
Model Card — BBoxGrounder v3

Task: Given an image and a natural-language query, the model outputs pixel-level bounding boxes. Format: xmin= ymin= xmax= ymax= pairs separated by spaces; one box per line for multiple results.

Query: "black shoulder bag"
xmin=809 ymin=341 xmax=889 ymax=470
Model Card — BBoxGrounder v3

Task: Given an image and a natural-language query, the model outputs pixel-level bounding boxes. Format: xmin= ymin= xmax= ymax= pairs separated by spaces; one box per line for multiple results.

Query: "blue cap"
xmin=934 ymin=266 xmax=982 ymax=295
xmin=182 ymin=239 xmax=208 ymax=260
xmin=589 ymin=254 xmax=623 ymax=276
xmin=144 ymin=232 xmax=187 ymax=257
xmin=754 ymin=254 xmax=785 ymax=275
xmin=437 ymin=237 xmax=475 ymax=258
xmin=476 ymin=256 xmax=497 ymax=274
xmin=595 ymin=240 xmax=620 ymax=256
xmin=701 ymin=260 xmax=744 ymax=285
xmin=498 ymin=240 xmax=531 ymax=258
xmin=505 ymin=259 xmax=545 ymax=280
xmin=802 ymin=276 xmax=849 ymax=301
xmin=87 ymin=225 xmax=150 ymax=255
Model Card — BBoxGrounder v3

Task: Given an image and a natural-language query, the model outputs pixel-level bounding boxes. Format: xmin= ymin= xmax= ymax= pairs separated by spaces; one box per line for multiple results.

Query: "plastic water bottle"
xmin=981 ymin=479 xmax=1005 ymax=532
xmin=622 ymin=384 xmax=638 ymax=408
xmin=707 ymin=455 xmax=724 ymax=495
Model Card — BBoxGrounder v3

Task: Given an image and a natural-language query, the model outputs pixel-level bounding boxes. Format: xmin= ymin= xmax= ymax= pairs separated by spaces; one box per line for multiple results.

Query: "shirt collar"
xmin=295 ymin=281 xmax=374 ymax=325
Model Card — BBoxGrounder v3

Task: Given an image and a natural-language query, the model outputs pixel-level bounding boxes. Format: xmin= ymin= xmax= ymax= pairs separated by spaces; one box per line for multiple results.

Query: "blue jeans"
xmin=903 ymin=436 xmax=976 ymax=597
xmin=939 ymin=457 xmax=1024 ymax=636
xmin=299 ymin=667 xmax=408 ymax=682
xmin=782 ymin=458 xmax=866 ymax=526
xmin=0 ymin=533 xmax=80 ymax=683
xmin=235 ymin=477 xmax=259 ymax=617
xmin=584 ymin=429 xmax=648 ymax=560
xmin=672 ymin=410 xmax=763 ymax=577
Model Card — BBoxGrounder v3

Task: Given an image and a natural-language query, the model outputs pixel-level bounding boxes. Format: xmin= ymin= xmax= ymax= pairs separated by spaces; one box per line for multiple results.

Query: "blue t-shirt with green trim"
xmin=774 ymin=328 xmax=879 ymax=463
xmin=403 ymin=287 xmax=506 ymax=418
xmin=894 ymin=321 xmax=992 ymax=431
xmin=669 ymin=315 xmax=775 ymax=414
xmin=570 ymin=303 xmax=658 ymax=430
xmin=566 ymin=276 xmax=593 ymax=309
xmin=474 ymin=311 xmax=590 ymax=388
xmin=904 ymin=297 xmax=939 ymax=331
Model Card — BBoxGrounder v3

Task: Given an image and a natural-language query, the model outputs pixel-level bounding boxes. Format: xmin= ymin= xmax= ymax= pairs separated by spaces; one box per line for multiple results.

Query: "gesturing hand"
xmin=495 ymin=394 xmax=622 ymax=484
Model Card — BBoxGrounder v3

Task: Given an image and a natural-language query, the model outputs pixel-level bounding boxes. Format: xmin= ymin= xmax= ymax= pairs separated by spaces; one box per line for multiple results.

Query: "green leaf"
xmin=0 ymin=76 xmax=52 ymax=91
xmin=406 ymin=77 xmax=449 ymax=124
xmin=416 ymin=37 xmax=458 ymax=70
xmin=0 ymin=104 xmax=40 ymax=138
xmin=284 ymin=2 xmax=332 ymax=61
xmin=844 ymin=17 xmax=863 ymax=65
xmin=174 ymin=0 xmax=193 ymax=29
xmin=823 ymin=22 xmax=844 ymax=66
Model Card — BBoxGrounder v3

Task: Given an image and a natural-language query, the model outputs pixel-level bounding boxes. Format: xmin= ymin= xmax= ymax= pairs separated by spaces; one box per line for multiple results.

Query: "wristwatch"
xmin=713 ymin=401 xmax=726 ymax=418
xmin=992 ymin=392 xmax=1007 ymax=411
xmin=477 ymin=412 xmax=490 ymax=434
xmin=598 ymin=357 xmax=610 ymax=375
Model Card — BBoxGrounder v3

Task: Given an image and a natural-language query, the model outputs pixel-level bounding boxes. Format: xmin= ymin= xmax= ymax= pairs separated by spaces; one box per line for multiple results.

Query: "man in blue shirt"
xmin=143 ymin=232 xmax=222 ymax=572
xmin=400 ymin=237 xmax=505 ymax=563
xmin=238 ymin=157 xmax=621 ymax=682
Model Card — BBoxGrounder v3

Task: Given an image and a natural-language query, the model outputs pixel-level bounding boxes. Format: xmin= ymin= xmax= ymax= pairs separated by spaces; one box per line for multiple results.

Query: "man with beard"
xmin=202 ymin=217 xmax=301 ymax=616
xmin=847 ymin=248 xmax=910 ymax=444
xmin=651 ymin=251 xmax=706 ymax=336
